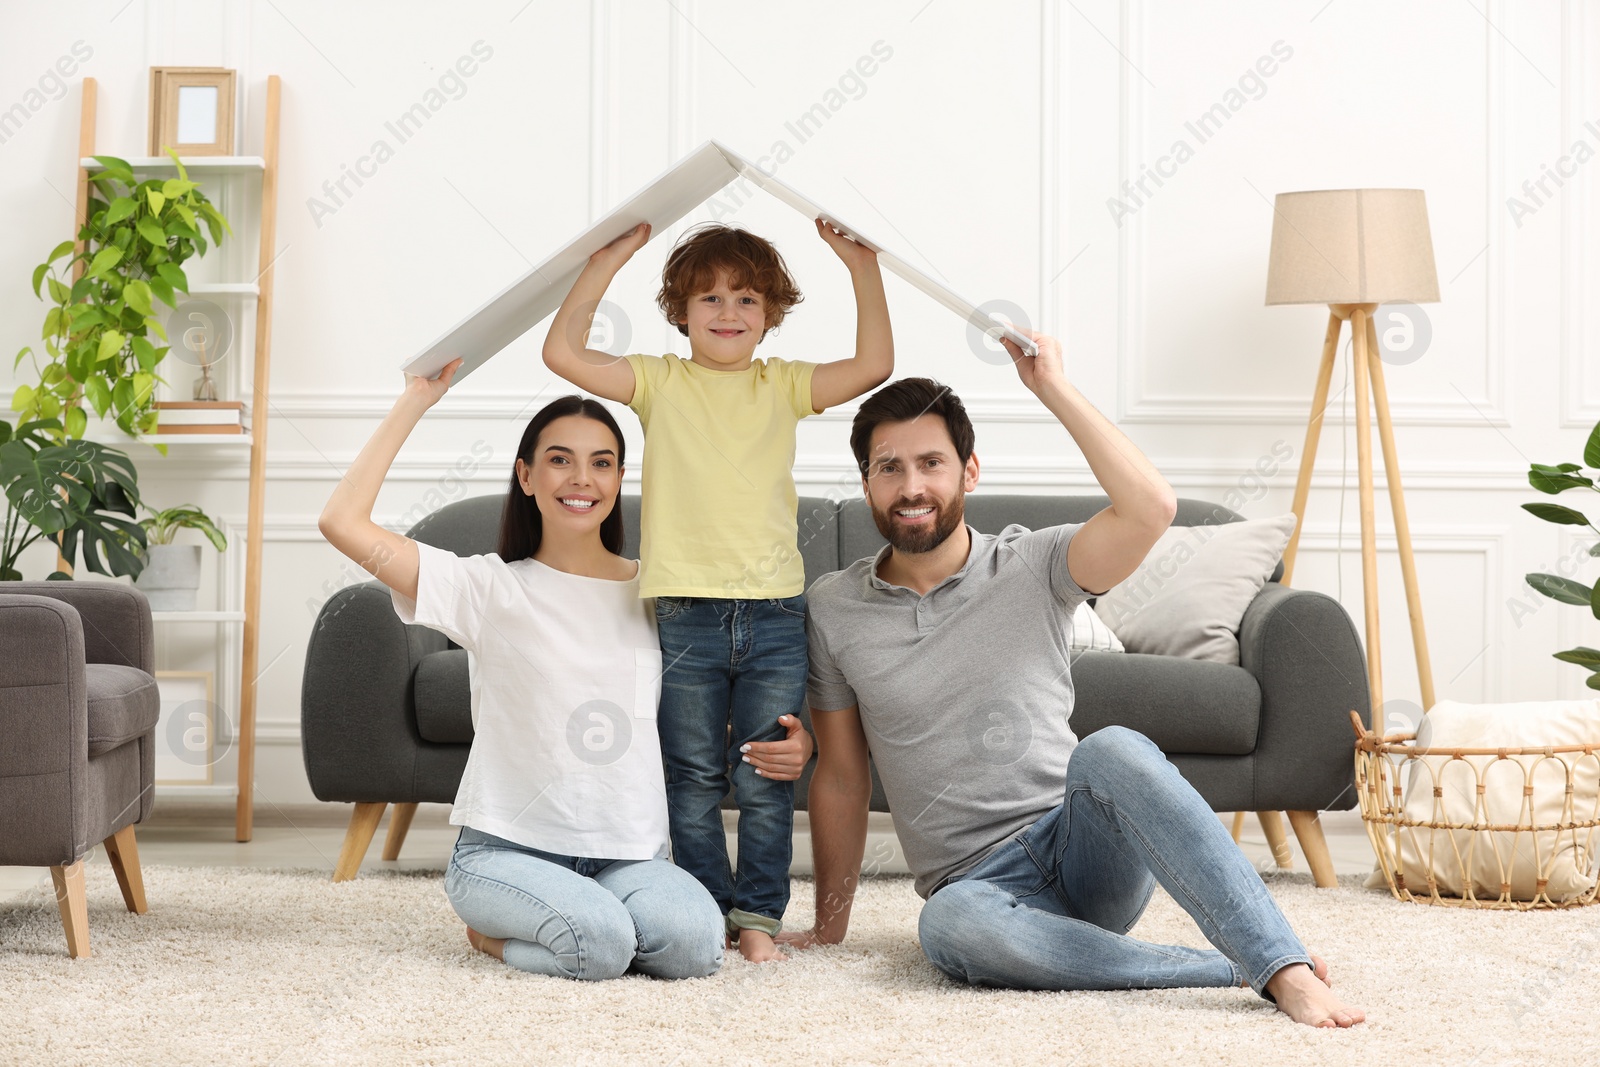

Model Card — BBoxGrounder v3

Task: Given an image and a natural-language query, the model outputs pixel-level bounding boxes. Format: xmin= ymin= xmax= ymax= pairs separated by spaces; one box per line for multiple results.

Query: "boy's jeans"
xmin=655 ymin=594 xmax=807 ymax=936
xmin=445 ymin=827 xmax=723 ymax=980
xmin=918 ymin=726 xmax=1314 ymax=997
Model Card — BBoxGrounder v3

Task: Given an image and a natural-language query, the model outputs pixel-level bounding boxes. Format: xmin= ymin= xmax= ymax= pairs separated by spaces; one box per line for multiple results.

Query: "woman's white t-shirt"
xmin=390 ymin=541 xmax=668 ymax=860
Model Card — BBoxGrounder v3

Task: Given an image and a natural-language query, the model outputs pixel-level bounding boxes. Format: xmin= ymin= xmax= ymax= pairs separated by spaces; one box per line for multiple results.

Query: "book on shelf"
xmin=154 ymin=400 xmax=248 ymax=435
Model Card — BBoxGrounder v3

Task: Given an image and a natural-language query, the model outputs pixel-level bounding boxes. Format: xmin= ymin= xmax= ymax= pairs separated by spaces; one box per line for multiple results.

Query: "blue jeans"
xmin=918 ymin=726 xmax=1314 ymax=997
xmin=654 ymin=594 xmax=807 ymax=936
xmin=444 ymin=827 xmax=723 ymax=980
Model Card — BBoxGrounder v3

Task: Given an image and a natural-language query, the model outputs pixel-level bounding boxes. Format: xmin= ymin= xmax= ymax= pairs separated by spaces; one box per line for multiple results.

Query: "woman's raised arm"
xmin=317 ymin=358 xmax=462 ymax=602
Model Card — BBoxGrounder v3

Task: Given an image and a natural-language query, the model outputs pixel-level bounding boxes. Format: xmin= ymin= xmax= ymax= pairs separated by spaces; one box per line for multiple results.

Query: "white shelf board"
xmin=83 ymin=155 xmax=265 ymax=172
xmin=127 ymin=433 xmax=252 ymax=447
xmin=189 ymin=282 xmax=260 ymax=297
xmin=152 ymin=610 xmax=246 ymax=623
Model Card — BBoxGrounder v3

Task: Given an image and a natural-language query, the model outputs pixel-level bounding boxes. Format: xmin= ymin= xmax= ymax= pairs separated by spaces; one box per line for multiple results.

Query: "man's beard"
xmin=870 ymin=490 xmax=966 ymax=555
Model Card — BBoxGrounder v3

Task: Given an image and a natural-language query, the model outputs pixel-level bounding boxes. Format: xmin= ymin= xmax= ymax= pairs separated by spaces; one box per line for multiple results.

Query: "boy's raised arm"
xmin=809 ymin=218 xmax=894 ymax=412
xmin=542 ymin=223 xmax=649 ymax=406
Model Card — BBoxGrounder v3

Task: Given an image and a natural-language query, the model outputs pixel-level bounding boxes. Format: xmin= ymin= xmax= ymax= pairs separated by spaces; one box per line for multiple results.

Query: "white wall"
xmin=2 ymin=0 xmax=1596 ymax=806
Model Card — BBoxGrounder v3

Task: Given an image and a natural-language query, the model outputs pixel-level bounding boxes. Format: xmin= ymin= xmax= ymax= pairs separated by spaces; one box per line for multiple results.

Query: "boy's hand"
xmin=402 ymin=357 xmax=462 ymax=410
xmin=1000 ymin=325 xmax=1065 ymax=395
xmin=740 ymin=714 xmax=813 ymax=780
xmin=816 ymin=217 xmax=877 ymax=272
xmin=589 ymin=222 xmax=651 ymax=271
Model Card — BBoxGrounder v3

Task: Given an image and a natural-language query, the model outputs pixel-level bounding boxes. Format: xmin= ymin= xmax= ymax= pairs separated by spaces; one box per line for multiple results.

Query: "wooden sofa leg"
xmin=333 ymin=803 xmax=386 ymax=882
xmin=382 ymin=803 xmax=418 ymax=861
xmin=103 ymin=825 xmax=149 ymax=913
xmin=1287 ymin=810 xmax=1338 ymax=888
xmin=1256 ymin=811 xmax=1294 ymax=869
xmin=1228 ymin=812 xmax=1246 ymax=842
xmin=50 ymin=861 xmax=90 ymax=959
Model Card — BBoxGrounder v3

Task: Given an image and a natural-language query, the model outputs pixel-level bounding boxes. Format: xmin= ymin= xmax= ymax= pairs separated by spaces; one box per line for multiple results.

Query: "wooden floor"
xmin=1 ymin=801 xmax=1378 ymax=906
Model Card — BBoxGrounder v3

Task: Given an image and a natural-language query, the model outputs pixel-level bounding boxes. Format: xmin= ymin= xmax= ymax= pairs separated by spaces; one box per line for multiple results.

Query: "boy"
xmin=542 ymin=219 xmax=893 ymax=962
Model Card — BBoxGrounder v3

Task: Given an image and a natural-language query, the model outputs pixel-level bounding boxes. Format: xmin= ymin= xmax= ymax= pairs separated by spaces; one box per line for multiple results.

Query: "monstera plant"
xmin=1522 ymin=417 xmax=1600 ymax=691
xmin=0 ymin=417 xmax=146 ymax=581
xmin=13 ymin=149 xmax=230 ymax=441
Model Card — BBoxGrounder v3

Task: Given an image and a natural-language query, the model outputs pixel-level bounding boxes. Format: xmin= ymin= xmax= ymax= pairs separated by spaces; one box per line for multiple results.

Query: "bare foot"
xmin=1264 ymin=961 xmax=1365 ymax=1028
xmin=466 ymin=926 xmax=506 ymax=962
xmin=1241 ymin=954 xmax=1331 ymax=989
xmin=735 ymin=929 xmax=787 ymax=963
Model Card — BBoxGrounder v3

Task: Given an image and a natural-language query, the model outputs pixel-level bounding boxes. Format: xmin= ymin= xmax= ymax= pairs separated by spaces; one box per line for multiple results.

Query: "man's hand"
xmin=741 ymin=714 xmax=813 ymax=781
xmin=1000 ymin=325 xmax=1065 ymax=396
xmin=815 ymin=217 xmax=877 ymax=273
xmin=589 ymin=222 xmax=651 ymax=271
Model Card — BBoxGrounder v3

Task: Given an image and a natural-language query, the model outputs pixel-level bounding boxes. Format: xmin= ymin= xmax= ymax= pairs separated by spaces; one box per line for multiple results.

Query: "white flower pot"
xmin=135 ymin=544 xmax=202 ymax=611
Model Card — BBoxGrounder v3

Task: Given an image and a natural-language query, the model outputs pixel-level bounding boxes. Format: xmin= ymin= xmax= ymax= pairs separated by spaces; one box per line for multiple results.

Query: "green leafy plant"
xmin=1522 ymin=418 xmax=1600 ymax=691
xmin=139 ymin=503 xmax=227 ymax=551
xmin=0 ymin=417 xmax=147 ymax=581
xmin=13 ymin=149 xmax=231 ymax=441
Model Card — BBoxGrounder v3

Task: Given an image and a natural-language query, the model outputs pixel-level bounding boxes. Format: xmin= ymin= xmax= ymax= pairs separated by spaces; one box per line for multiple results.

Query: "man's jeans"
xmin=655 ymin=594 xmax=807 ymax=936
xmin=918 ymin=726 xmax=1314 ymax=997
xmin=445 ymin=827 xmax=723 ymax=980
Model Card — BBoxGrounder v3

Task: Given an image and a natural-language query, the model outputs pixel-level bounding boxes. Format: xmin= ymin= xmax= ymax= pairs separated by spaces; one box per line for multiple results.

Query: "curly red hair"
xmin=656 ymin=224 xmax=803 ymax=338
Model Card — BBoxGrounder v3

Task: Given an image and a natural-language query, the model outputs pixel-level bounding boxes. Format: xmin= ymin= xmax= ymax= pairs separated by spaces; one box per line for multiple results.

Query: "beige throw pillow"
xmin=1091 ymin=514 xmax=1297 ymax=664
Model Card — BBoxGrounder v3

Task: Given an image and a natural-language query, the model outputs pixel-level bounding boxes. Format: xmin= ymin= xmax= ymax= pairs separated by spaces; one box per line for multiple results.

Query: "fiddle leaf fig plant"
xmin=14 ymin=149 xmax=231 ymax=441
xmin=1522 ymin=418 xmax=1600 ymax=691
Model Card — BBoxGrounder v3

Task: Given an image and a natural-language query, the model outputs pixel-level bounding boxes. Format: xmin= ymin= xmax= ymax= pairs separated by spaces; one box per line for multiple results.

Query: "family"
xmin=317 ymin=218 xmax=1364 ymax=1029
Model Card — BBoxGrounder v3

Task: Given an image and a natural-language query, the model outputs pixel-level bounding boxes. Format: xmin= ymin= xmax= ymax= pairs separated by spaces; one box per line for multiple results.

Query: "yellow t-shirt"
xmin=624 ymin=353 xmax=818 ymax=599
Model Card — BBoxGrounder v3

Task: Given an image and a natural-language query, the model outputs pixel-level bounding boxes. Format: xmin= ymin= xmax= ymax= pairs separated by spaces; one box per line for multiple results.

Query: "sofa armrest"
xmin=1238 ymin=582 xmax=1371 ymax=812
xmin=0 ymin=594 xmax=90 ymax=865
xmin=301 ymin=580 xmax=453 ymax=803
xmin=3 ymin=581 xmax=153 ymax=674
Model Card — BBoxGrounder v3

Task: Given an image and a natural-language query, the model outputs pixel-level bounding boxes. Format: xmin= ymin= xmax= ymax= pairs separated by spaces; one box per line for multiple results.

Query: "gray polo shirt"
xmin=806 ymin=523 xmax=1089 ymax=898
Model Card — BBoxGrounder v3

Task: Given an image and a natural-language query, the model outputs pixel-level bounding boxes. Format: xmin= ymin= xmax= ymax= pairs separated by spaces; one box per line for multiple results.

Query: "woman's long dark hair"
xmin=498 ymin=396 xmax=627 ymax=563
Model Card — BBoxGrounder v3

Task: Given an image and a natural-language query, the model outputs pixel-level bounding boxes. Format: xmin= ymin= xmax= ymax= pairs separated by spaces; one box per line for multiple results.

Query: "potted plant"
xmin=0 ymin=416 xmax=147 ymax=581
xmin=133 ymin=503 xmax=228 ymax=610
xmin=1522 ymin=417 xmax=1600 ymax=691
xmin=13 ymin=150 xmax=231 ymax=443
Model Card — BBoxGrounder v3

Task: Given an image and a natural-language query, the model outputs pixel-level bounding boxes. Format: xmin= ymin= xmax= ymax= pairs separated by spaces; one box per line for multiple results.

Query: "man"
xmin=779 ymin=328 xmax=1363 ymax=1029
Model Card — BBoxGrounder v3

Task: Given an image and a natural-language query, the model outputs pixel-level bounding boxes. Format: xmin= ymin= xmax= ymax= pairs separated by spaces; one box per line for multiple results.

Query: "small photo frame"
xmin=154 ymin=670 xmax=215 ymax=785
xmin=148 ymin=67 xmax=236 ymax=156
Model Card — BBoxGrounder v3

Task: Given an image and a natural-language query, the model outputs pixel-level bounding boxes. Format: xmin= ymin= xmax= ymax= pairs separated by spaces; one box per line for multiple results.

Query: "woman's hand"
xmin=741 ymin=714 xmax=813 ymax=780
xmin=589 ymin=222 xmax=651 ymax=270
xmin=403 ymin=357 xmax=463 ymax=409
xmin=816 ymin=217 xmax=876 ymax=272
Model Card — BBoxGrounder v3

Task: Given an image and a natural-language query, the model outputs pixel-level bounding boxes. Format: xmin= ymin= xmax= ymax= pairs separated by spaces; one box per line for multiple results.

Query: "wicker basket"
xmin=1352 ymin=710 xmax=1600 ymax=909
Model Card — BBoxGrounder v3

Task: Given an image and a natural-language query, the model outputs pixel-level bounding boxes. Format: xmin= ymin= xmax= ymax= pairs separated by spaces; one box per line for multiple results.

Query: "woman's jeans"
xmin=445 ymin=827 xmax=723 ymax=980
xmin=654 ymin=594 xmax=808 ymax=936
xmin=918 ymin=726 xmax=1314 ymax=998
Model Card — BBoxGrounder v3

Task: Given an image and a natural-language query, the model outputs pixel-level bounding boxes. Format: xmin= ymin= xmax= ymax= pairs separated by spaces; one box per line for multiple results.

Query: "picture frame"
xmin=154 ymin=670 xmax=215 ymax=785
xmin=148 ymin=66 xmax=236 ymax=156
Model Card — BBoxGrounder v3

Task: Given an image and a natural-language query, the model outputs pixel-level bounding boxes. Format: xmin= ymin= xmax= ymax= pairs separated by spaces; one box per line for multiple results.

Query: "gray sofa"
xmin=0 ymin=582 xmax=157 ymax=957
xmin=302 ymin=493 xmax=1370 ymax=885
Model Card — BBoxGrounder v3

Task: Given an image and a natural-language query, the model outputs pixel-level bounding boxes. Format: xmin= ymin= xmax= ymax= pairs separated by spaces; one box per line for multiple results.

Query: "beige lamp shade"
xmin=1264 ymin=189 xmax=1440 ymax=306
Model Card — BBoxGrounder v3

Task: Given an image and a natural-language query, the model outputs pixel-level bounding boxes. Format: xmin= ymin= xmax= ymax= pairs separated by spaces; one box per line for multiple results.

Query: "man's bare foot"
xmin=735 ymin=929 xmax=787 ymax=963
xmin=466 ymin=926 xmax=506 ymax=962
xmin=1241 ymin=954 xmax=1331 ymax=989
xmin=1264 ymin=961 xmax=1365 ymax=1028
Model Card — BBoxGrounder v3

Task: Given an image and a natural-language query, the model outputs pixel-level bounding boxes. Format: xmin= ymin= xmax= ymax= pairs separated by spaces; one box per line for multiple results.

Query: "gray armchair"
xmin=303 ymin=494 xmax=1370 ymax=885
xmin=0 ymin=582 xmax=158 ymax=957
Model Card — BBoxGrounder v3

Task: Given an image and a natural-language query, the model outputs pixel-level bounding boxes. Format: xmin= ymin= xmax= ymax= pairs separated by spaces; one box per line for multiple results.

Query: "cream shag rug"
xmin=3 ymin=865 xmax=1598 ymax=1067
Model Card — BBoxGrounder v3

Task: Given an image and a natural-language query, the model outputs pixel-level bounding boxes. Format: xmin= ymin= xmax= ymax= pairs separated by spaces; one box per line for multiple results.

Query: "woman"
xmin=318 ymin=359 xmax=814 ymax=979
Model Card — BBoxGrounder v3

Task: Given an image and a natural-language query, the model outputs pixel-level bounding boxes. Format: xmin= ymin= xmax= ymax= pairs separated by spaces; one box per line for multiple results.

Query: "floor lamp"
xmin=1230 ymin=189 xmax=1441 ymax=886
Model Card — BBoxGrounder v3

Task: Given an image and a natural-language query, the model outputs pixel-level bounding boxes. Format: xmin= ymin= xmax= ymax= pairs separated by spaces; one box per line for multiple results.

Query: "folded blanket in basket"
xmin=1373 ymin=699 xmax=1600 ymax=902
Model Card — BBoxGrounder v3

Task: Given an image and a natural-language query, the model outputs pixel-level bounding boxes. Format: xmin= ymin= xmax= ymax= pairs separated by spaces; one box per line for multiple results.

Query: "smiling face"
xmin=862 ymin=414 xmax=980 ymax=554
xmin=515 ymin=414 xmax=624 ymax=536
xmin=679 ymin=268 xmax=768 ymax=371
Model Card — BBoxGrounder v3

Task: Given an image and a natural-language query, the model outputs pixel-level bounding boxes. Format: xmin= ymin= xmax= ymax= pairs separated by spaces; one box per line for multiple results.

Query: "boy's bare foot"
xmin=466 ymin=926 xmax=507 ymax=962
xmin=1263 ymin=960 xmax=1364 ymax=1028
xmin=1246 ymin=955 xmax=1330 ymax=988
xmin=735 ymin=929 xmax=787 ymax=963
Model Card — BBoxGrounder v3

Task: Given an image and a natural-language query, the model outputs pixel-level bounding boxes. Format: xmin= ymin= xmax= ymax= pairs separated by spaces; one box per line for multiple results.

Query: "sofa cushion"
xmin=85 ymin=664 xmax=160 ymax=757
xmin=414 ymin=650 xmax=473 ymax=744
xmin=1068 ymin=651 xmax=1260 ymax=756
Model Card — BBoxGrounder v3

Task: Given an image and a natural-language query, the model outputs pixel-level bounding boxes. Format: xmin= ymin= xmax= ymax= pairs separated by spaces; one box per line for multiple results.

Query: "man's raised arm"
xmin=777 ymin=705 xmax=872 ymax=949
xmin=1001 ymin=327 xmax=1176 ymax=596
